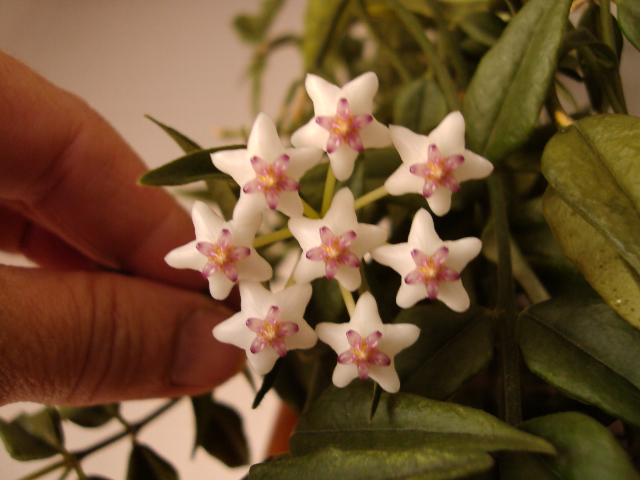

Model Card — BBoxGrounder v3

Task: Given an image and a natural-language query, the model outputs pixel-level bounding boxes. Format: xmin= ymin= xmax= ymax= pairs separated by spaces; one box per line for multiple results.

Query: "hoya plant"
xmin=3 ymin=0 xmax=640 ymax=478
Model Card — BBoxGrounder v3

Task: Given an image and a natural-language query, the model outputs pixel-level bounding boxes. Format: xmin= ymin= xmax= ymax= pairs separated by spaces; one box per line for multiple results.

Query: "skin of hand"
xmin=0 ymin=50 xmax=244 ymax=406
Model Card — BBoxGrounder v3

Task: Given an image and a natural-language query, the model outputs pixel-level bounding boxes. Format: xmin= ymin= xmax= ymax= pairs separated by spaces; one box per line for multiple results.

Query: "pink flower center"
xmin=243 ymin=154 xmax=300 ymax=210
xmin=306 ymin=226 xmax=361 ymax=280
xmin=337 ymin=330 xmax=391 ymax=380
xmin=316 ymin=98 xmax=373 ymax=154
xmin=246 ymin=306 xmax=299 ymax=357
xmin=196 ymin=229 xmax=251 ymax=282
xmin=409 ymin=144 xmax=464 ymax=198
xmin=404 ymin=246 xmax=460 ymax=300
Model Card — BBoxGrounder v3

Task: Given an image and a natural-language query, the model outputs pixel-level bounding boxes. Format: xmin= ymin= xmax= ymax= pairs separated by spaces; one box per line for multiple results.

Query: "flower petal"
xmin=327 ymin=146 xmax=359 ymax=181
xmin=427 ymin=111 xmax=466 ymax=157
xmin=290 ymin=120 xmax=329 ymax=150
xmin=248 ymin=113 xmax=286 ymax=161
xmin=359 ymin=119 xmax=391 ymax=148
xmin=305 ymin=73 xmax=341 ymax=115
xmin=341 ymin=71 xmax=378 ymax=113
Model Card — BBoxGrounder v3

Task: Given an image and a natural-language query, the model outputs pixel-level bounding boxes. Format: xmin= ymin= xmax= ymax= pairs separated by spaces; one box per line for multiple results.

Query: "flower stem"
xmin=321 ymin=167 xmax=337 ymax=216
xmin=254 ymin=227 xmax=293 ymax=248
xmin=339 ymin=283 xmax=356 ymax=316
xmin=385 ymin=0 xmax=460 ymax=111
xmin=354 ymin=186 xmax=389 ymax=211
xmin=302 ymin=199 xmax=321 ymax=219
xmin=487 ymin=173 xmax=522 ymax=426
xmin=599 ymin=0 xmax=615 ymax=53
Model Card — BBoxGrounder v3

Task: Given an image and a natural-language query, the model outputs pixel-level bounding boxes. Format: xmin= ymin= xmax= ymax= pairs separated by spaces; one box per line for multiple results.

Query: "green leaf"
xmin=501 ymin=412 xmax=640 ymax=480
xmin=233 ymin=0 xmax=286 ymax=44
xmin=543 ymin=188 xmax=640 ymax=329
xmin=302 ymin=0 xmax=349 ymax=70
xmin=127 ymin=444 xmax=177 ymax=480
xmin=618 ymin=6 xmax=640 ymax=52
xmin=395 ymin=305 xmax=495 ymax=401
xmin=253 ymin=357 xmax=283 ymax=409
xmin=191 ymin=394 xmax=249 ymax=467
xmin=393 ymin=77 xmax=448 ymax=135
xmin=0 ymin=408 xmax=64 ymax=461
xmin=518 ymin=295 xmax=640 ymax=427
xmin=58 ymin=404 xmax=119 ymax=428
xmin=290 ymin=383 xmax=555 ymax=457
xmin=463 ymin=0 xmax=572 ymax=163
xmin=541 ymin=115 xmax=640 ymax=277
xmin=249 ymin=446 xmax=493 ymax=480
xmin=145 ymin=115 xmax=201 ymax=153
xmin=458 ymin=11 xmax=506 ymax=47
xmin=205 ymin=179 xmax=238 ymax=221
xmin=138 ymin=146 xmax=242 ymax=186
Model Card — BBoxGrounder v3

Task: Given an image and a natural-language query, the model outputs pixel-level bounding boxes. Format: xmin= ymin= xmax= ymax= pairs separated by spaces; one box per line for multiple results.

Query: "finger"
xmin=0 ymin=204 xmax=96 ymax=270
xmin=0 ymin=51 xmax=199 ymax=287
xmin=0 ymin=266 xmax=244 ymax=406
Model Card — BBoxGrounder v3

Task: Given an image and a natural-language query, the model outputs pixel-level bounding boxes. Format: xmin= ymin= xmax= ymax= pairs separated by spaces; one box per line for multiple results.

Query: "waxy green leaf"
xmin=618 ymin=6 xmax=640 ymax=52
xmin=191 ymin=394 xmax=249 ymax=467
xmin=395 ymin=305 xmax=495 ymax=401
xmin=302 ymin=0 xmax=349 ymax=70
xmin=519 ymin=295 xmax=640 ymax=427
xmin=234 ymin=0 xmax=286 ymax=44
xmin=541 ymin=115 xmax=640 ymax=280
xmin=0 ymin=408 xmax=64 ymax=461
xmin=145 ymin=115 xmax=202 ymax=153
xmin=127 ymin=444 xmax=177 ymax=480
xmin=290 ymin=383 xmax=555 ymax=457
xmin=393 ymin=77 xmax=447 ymax=135
xmin=138 ymin=146 xmax=242 ymax=186
xmin=463 ymin=0 xmax=572 ymax=163
xmin=543 ymin=188 xmax=640 ymax=329
xmin=249 ymin=446 xmax=493 ymax=480
xmin=58 ymin=404 xmax=119 ymax=428
xmin=501 ymin=412 xmax=640 ymax=480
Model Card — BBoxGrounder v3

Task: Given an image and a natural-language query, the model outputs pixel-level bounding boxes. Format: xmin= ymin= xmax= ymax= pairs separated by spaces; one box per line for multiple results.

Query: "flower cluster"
xmin=165 ymin=72 xmax=492 ymax=393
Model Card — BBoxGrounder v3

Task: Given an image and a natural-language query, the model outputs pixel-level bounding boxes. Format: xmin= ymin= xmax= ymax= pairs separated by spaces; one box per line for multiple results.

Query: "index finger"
xmin=0 ymin=51 xmax=199 ymax=287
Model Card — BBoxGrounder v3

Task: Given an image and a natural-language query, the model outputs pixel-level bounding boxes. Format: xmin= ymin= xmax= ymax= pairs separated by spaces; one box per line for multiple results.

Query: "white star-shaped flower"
xmin=385 ymin=111 xmax=494 ymax=216
xmin=316 ymin=292 xmax=420 ymax=393
xmin=212 ymin=282 xmax=317 ymax=375
xmin=288 ymin=188 xmax=387 ymax=291
xmin=371 ymin=208 xmax=481 ymax=311
xmin=211 ymin=113 xmax=323 ymax=220
xmin=165 ymin=201 xmax=272 ymax=300
xmin=290 ymin=72 xmax=391 ymax=181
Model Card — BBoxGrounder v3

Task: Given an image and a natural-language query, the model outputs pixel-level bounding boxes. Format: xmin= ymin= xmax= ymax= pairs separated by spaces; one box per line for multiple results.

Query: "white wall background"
xmin=1 ymin=1 xmax=639 ymax=479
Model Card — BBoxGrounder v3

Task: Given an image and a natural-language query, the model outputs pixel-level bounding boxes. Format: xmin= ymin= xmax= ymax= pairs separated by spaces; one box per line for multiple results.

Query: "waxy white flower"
xmin=371 ymin=208 xmax=481 ymax=311
xmin=316 ymin=292 xmax=420 ymax=393
xmin=212 ymin=113 xmax=323 ymax=220
xmin=213 ymin=282 xmax=317 ymax=375
xmin=291 ymin=72 xmax=391 ymax=181
xmin=289 ymin=188 xmax=387 ymax=291
xmin=165 ymin=202 xmax=272 ymax=300
xmin=385 ymin=111 xmax=494 ymax=216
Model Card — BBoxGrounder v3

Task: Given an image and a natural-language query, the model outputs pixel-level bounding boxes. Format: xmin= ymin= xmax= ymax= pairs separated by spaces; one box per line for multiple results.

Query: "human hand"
xmin=0 ymin=51 xmax=243 ymax=406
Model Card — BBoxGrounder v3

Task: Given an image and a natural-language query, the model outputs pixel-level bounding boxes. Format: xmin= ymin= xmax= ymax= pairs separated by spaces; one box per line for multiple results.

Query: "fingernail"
xmin=171 ymin=310 xmax=243 ymax=387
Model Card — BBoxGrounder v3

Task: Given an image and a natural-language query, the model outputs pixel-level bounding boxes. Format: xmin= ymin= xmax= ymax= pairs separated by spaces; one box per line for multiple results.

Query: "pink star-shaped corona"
xmin=404 ymin=247 xmax=461 ymax=300
xmin=410 ymin=144 xmax=464 ymax=198
xmin=337 ymin=330 xmax=391 ymax=380
xmin=316 ymin=98 xmax=373 ymax=154
xmin=242 ymin=154 xmax=300 ymax=210
xmin=305 ymin=227 xmax=361 ymax=280
xmin=196 ymin=229 xmax=250 ymax=282
xmin=246 ymin=306 xmax=300 ymax=357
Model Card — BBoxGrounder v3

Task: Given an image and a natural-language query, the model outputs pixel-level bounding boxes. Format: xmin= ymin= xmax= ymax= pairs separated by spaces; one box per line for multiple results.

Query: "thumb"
xmin=0 ymin=266 xmax=243 ymax=406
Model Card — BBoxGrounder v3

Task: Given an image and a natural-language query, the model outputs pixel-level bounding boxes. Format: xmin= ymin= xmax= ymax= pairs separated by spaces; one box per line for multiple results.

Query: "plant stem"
xmin=18 ymin=399 xmax=181 ymax=480
xmin=354 ymin=186 xmax=389 ymax=211
xmin=340 ymin=283 xmax=356 ymax=316
xmin=254 ymin=227 xmax=293 ymax=248
xmin=353 ymin=0 xmax=413 ymax=82
xmin=385 ymin=0 xmax=460 ymax=111
xmin=487 ymin=173 xmax=522 ymax=426
xmin=321 ymin=167 xmax=337 ymax=216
